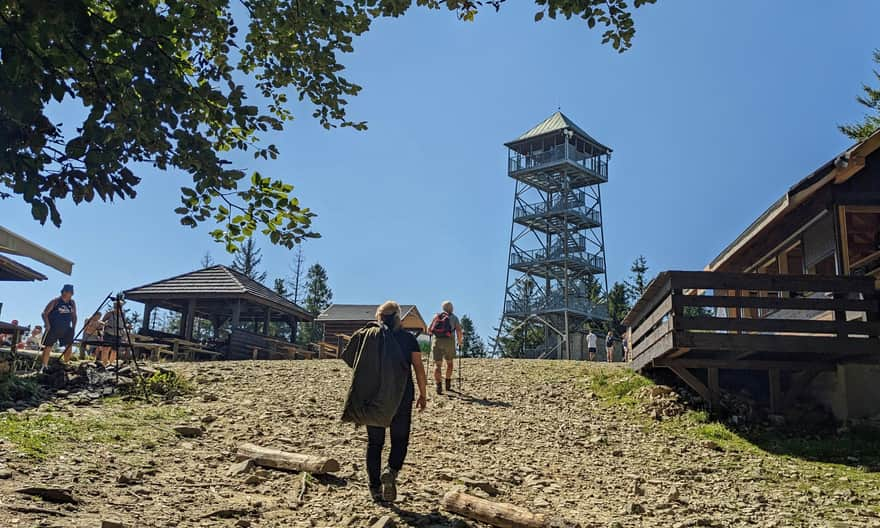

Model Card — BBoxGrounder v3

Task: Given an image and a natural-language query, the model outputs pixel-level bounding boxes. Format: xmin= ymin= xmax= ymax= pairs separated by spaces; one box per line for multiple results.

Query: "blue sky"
xmin=2 ymin=1 xmax=879 ymax=342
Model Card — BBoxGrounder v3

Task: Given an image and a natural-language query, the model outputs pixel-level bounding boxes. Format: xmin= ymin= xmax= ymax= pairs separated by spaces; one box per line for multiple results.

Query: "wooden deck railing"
xmin=624 ymin=271 xmax=880 ymax=372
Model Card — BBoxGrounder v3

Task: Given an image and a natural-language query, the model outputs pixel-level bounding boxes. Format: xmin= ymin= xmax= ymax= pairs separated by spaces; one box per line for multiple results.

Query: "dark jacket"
xmin=341 ymin=322 xmax=410 ymax=427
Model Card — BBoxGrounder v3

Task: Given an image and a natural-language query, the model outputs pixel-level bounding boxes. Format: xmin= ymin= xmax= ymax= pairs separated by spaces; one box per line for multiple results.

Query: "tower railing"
xmin=514 ymin=192 xmax=601 ymax=225
xmin=510 ymin=245 xmax=605 ymax=271
xmin=504 ymin=294 xmax=610 ymax=318
xmin=508 ymin=144 xmax=608 ymax=178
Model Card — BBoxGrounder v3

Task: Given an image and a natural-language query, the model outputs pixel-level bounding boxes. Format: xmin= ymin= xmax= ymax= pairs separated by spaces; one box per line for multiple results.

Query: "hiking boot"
xmin=369 ymin=486 xmax=383 ymax=503
xmin=445 ymin=378 xmax=452 ymax=392
xmin=436 ymin=381 xmax=443 ymax=395
xmin=380 ymin=467 xmax=398 ymax=502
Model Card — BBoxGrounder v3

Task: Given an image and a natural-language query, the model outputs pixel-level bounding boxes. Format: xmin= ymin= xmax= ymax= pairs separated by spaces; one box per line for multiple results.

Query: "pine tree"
xmin=606 ymin=281 xmax=631 ymax=334
xmin=491 ymin=317 xmax=544 ymax=358
xmin=459 ymin=315 xmax=487 ymax=358
xmin=625 ymin=255 xmax=649 ymax=303
xmin=273 ymin=278 xmax=289 ymax=298
xmin=287 ymin=245 xmax=306 ymax=304
xmin=301 ymin=263 xmax=333 ymax=343
xmin=840 ymin=49 xmax=880 ymax=141
xmin=200 ymin=251 xmax=215 ymax=269
xmin=232 ymin=237 xmax=267 ymax=283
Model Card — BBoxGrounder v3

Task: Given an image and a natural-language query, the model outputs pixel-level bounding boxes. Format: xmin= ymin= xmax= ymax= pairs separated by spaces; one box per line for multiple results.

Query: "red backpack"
xmin=429 ymin=312 xmax=453 ymax=337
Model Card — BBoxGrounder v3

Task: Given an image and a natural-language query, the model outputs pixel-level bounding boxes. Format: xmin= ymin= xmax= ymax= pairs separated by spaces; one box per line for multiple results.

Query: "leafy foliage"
xmin=231 ymin=237 xmax=266 ymax=282
xmin=124 ymin=370 xmax=192 ymax=402
xmin=606 ymin=281 xmax=631 ymax=333
xmin=0 ymin=0 xmax=654 ymax=250
xmin=459 ymin=314 xmax=487 ymax=358
xmin=840 ymin=49 xmax=880 ymax=141
xmin=0 ymin=373 xmax=44 ymax=404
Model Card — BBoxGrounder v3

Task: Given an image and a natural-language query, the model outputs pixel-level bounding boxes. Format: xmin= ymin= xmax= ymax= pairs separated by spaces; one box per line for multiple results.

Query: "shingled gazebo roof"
xmin=125 ymin=265 xmax=313 ymax=321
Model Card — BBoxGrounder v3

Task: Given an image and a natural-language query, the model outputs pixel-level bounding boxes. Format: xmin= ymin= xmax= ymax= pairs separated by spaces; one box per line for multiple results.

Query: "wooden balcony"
xmin=623 ymin=271 xmax=879 ymax=410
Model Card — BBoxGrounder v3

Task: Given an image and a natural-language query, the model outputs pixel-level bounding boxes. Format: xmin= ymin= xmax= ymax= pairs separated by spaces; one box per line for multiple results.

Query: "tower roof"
xmin=506 ymin=111 xmax=610 ymax=152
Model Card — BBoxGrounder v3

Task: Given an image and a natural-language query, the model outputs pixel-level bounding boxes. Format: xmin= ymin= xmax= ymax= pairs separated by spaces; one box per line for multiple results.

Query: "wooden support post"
xmin=263 ymin=307 xmax=271 ymax=336
xmin=236 ymin=443 xmax=339 ymax=474
xmin=231 ymin=300 xmax=241 ymax=330
xmin=768 ymin=368 xmax=782 ymax=414
xmin=707 ymin=367 xmax=720 ymax=410
xmin=441 ymin=490 xmax=576 ymax=528
xmin=833 ymin=291 xmax=846 ymax=338
xmin=290 ymin=317 xmax=298 ymax=344
xmin=183 ymin=299 xmax=196 ymax=340
xmin=142 ymin=303 xmax=155 ymax=333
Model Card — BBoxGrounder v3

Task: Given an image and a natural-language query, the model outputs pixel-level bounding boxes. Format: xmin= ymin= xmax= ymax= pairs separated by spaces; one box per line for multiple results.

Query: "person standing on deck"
xmin=428 ymin=301 xmax=462 ymax=395
xmin=605 ymin=330 xmax=615 ymax=363
xmin=586 ymin=328 xmax=598 ymax=361
xmin=40 ymin=284 xmax=77 ymax=371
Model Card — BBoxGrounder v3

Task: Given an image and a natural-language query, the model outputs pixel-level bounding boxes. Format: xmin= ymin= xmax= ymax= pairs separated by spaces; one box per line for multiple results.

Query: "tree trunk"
xmin=236 ymin=443 xmax=340 ymax=474
xmin=441 ymin=490 xmax=560 ymax=528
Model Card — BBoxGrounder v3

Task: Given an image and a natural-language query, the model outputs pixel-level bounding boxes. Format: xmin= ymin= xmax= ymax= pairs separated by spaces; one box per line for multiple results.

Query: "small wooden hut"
xmin=316 ymin=304 xmax=427 ymax=354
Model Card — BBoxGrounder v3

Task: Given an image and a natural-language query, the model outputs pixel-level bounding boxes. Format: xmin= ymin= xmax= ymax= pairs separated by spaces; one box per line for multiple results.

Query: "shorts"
xmin=588 ymin=347 xmax=597 ymax=356
xmin=44 ymin=326 xmax=74 ymax=348
xmin=431 ymin=336 xmax=456 ymax=362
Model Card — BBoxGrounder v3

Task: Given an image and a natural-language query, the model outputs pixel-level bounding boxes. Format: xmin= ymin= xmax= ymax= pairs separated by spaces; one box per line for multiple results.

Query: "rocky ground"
xmin=1 ymin=359 xmax=880 ymax=527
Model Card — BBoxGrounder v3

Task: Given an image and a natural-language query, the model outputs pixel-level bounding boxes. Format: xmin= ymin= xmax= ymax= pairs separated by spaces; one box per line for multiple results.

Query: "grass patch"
xmin=124 ymin=370 xmax=193 ymax=402
xmin=588 ymin=367 xmax=654 ymax=406
xmin=0 ymin=400 xmax=189 ymax=459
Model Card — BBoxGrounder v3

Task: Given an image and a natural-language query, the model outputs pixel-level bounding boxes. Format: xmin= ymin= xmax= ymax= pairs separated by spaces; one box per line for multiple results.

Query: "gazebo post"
xmin=231 ymin=300 xmax=241 ymax=330
xmin=142 ymin=303 xmax=155 ymax=333
xmin=183 ymin=298 xmax=196 ymax=340
xmin=263 ymin=307 xmax=271 ymax=336
xmin=290 ymin=316 xmax=298 ymax=344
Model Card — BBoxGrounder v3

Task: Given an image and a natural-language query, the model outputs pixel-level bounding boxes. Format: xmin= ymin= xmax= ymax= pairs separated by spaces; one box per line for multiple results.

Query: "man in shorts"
xmin=586 ymin=327 xmax=598 ymax=361
xmin=41 ymin=284 xmax=77 ymax=372
xmin=428 ymin=301 xmax=462 ymax=395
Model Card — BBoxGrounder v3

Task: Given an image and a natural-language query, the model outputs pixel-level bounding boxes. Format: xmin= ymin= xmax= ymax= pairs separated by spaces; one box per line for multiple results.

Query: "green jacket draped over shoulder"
xmin=340 ymin=322 xmax=410 ymax=428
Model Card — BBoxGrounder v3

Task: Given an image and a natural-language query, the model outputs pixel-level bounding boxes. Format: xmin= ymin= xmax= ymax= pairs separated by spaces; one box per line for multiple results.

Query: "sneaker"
xmin=445 ymin=378 xmax=452 ymax=392
xmin=436 ymin=382 xmax=443 ymax=395
xmin=380 ymin=467 xmax=398 ymax=502
xmin=369 ymin=486 xmax=383 ymax=502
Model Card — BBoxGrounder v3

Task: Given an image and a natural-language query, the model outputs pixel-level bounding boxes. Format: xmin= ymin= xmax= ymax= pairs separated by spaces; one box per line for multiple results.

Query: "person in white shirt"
xmin=586 ymin=328 xmax=598 ymax=361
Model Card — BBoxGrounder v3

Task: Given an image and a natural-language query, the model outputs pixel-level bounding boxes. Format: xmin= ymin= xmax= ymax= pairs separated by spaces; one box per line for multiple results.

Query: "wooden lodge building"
xmin=625 ymin=130 xmax=880 ymax=419
xmin=316 ymin=304 xmax=428 ymax=354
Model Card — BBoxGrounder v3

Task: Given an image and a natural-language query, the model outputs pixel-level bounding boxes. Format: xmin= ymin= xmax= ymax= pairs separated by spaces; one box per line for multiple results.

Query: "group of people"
xmin=586 ymin=327 xmax=626 ymax=362
xmin=3 ymin=284 xmax=131 ymax=372
xmin=341 ymin=300 xmax=463 ymax=503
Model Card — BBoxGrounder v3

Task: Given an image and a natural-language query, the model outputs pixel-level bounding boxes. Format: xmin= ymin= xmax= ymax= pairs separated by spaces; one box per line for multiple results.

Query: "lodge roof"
xmin=707 ymin=128 xmax=880 ymax=272
xmin=317 ymin=304 xmax=418 ymax=322
xmin=124 ymin=265 xmax=314 ymax=320
xmin=506 ymin=111 xmax=610 ymax=152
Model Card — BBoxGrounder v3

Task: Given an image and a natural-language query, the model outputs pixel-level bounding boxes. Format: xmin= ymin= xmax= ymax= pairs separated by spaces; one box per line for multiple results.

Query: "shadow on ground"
xmin=446 ymin=390 xmax=511 ymax=408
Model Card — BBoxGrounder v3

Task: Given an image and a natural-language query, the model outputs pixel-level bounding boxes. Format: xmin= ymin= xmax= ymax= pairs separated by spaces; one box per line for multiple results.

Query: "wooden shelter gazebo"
xmin=125 ymin=265 xmax=314 ymax=360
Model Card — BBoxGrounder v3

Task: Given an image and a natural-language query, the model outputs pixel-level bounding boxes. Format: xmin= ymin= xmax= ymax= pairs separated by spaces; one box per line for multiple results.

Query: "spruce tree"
xmin=302 ymin=263 xmax=333 ymax=343
xmin=460 ymin=315 xmax=487 ymax=358
xmin=232 ymin=238 xmax=267 ymax=283
xmin=625 ymin=255 xmax=650 ymax=303
xmin=840 ymin=49 xmax=880 ymax=141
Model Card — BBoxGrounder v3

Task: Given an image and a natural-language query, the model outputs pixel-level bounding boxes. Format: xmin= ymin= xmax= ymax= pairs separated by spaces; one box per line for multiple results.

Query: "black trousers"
xmin=366 ymin=387 xmax=413 ymax=489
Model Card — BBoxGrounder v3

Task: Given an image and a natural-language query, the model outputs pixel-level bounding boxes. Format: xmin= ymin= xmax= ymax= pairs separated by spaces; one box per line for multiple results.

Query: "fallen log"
xmin=236 ymin=443 xmax=340 ymax=474
xmin=441 ymin=490 xmax=579 ymax=528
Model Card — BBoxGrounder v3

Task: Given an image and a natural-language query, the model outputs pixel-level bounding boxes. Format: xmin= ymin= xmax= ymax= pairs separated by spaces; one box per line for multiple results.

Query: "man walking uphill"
xmin=41 ymin=284 xmax=77 ymax=372
xmin=428 ymin=300 xmax=462 ymax=395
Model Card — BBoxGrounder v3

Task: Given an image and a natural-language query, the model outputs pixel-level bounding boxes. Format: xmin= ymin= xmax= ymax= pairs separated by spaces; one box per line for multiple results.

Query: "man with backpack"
xmin=428 ymin=300 xmax=463 ymax=395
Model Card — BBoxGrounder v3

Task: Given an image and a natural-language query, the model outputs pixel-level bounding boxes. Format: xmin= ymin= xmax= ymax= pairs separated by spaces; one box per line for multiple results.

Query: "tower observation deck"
xmin=494 ymin=112 xmax=611 ymax=360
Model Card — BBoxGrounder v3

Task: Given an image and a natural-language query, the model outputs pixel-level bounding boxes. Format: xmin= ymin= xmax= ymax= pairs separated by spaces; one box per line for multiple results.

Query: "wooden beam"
xmin=630 ymin=331 xmax=675 ymax=371
xmin=674 ymin=332 xmax=880 ymax=356
xmin=654 ymin=358 xmax=833 ymax=371
xmin=708 ymin=367 xmax=720 ymax=409
xmin=676 ymin=316 xmax=880 ymax=337
xmin=665 ymin=363 xmax=711 ymax=403
xmin=674 ymin=294 xmax=878 ymax=313
xmin=768 ymin=368 xmax=782 ymax=414
xmin=667 ymin=270 xmax=876 ymax=296
xmin=236 ymin=443 xmax=339 ymax=474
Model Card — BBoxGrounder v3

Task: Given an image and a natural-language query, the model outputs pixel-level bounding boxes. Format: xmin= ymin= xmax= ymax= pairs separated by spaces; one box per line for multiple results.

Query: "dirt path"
xmin=1 ymin=359 xmax=879 ymax=527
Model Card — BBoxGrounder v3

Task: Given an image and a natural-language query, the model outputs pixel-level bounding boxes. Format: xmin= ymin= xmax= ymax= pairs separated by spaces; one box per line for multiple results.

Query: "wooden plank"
xmin=666 ymin=363 xmax=711 ymax=403
xmin=623 ymin=274 xmax=672 ymax=327
xmin=676 ymin=316 xmax=880 ymax=336
xmin=654 ymin=358 xmax=833 ymax=370
xmin=768 ymin=368 xmax=782 ymax=413
xmin=630 ymin=295 xmax=673 ymax=346
xmin=674 ymin=331 xmax=880 ymax=356
xmin=630 ymin=331 xmax=675 ymax=371
xmin=674 ymin=294 xmax=878 ymax=313
xmin=667 ymin=271 xmax=876 ymax=295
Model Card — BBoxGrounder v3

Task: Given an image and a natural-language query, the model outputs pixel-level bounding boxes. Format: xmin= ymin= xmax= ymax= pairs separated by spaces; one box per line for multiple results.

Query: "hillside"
xmin=1 ymin=359 xmax=879 ymax=527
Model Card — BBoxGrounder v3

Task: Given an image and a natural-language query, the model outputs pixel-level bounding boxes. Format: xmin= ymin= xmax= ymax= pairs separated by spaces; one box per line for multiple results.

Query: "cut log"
xmin=236 ymin=443 xmax=340 ymax=474
xmin=441 ymin=490 xmax=579 ymax=528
